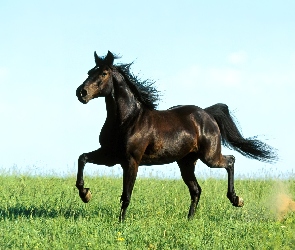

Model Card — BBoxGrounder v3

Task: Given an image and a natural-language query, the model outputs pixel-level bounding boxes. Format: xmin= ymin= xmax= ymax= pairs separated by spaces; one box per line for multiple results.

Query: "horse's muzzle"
xmin=76 ymin=86 xmax=88 ymax=104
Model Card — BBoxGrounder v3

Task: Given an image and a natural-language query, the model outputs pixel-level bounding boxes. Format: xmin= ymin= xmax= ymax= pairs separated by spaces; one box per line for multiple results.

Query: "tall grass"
xmin=0 ymin=175 xmax=294 ymax=249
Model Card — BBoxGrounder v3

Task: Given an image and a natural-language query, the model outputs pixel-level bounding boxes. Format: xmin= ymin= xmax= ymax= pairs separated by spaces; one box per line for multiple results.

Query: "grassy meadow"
xmin=0 ymin=174 xmax=294 ymax=249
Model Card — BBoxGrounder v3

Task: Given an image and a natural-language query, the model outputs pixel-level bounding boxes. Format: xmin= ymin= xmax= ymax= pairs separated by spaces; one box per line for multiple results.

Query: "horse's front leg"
xmin=119 ymin=159 xmax=139 ymax=222
xmin=76 ymin=148 xmax=115 ymax=203
xmin=76 ymin=152 xmax=92 ymax=203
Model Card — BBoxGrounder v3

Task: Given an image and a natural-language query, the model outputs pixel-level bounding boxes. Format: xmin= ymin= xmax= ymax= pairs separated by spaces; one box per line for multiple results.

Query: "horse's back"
xmin=165 ymin=105 xmax=218 ymax=128
xmin=138 ymin=105 xmax=220 ymax=165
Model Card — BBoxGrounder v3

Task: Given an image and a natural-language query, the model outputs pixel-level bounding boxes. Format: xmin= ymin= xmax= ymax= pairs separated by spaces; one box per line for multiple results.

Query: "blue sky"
xmin=0 ymin=1 xmax=294 ymax=178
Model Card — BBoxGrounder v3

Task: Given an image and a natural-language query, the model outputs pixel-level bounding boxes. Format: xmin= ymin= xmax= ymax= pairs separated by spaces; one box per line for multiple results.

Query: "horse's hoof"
xmin=237 ymin=196 xmax=244 ymax=207
xmin=231 ymin=196 xmax=244 ymax=207
xmin=79 ymin=188 xmax=92 ymax=203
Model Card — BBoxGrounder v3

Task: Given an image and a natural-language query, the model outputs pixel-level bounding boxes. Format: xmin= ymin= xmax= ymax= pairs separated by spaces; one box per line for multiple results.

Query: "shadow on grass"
xmin=0 ymin=206 xmax=82 ymax=220
xmin=0 ymin=204 xmax=117 ymax=220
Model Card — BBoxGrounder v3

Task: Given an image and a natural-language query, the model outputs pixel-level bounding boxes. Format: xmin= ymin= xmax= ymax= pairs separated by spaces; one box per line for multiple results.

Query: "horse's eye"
xmin=102 ymin=72 xmax=107 ymax=77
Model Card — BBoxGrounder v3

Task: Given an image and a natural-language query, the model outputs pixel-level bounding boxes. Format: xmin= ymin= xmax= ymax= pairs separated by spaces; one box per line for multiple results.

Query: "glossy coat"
xmin=75 ymin=51 xmax=277 ymax=221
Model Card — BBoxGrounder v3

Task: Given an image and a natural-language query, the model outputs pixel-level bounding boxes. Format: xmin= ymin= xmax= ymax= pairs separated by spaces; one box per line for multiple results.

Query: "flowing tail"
xmin=205 ymin=103 xmax=278 ymax=163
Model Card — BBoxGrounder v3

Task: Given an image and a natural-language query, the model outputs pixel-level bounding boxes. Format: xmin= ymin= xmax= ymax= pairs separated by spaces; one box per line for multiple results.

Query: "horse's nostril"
xmin=81 ymin=89 xmax=87 ymax=97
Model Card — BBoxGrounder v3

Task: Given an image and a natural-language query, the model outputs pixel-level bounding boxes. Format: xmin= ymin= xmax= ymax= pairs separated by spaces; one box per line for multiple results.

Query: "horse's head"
xmin=76 ymin=51 xmax=116 ymax=104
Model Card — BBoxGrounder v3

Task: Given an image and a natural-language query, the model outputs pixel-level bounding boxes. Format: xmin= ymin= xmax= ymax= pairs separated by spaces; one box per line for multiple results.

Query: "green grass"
xmin=0 ymin=175 xmax=294 ymax=249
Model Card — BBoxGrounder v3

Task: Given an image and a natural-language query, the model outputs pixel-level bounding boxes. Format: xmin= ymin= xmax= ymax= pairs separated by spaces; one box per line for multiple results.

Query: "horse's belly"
xmin=140 ymin=154 xmax=178 ymax=165
xmin=140 ymin=137 xmax=197 ymax=165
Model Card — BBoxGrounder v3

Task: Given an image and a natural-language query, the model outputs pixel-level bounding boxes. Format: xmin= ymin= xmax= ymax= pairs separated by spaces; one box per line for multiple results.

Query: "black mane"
xmin=114 ymin=63 xmax=160 ymax=109
xmin=91 ymin=51 xmax=160 ymax=109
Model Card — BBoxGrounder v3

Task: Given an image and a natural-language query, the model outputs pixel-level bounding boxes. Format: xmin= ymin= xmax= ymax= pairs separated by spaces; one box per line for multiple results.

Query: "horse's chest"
xmin=99 ymin=123 xmax=122 ymax=148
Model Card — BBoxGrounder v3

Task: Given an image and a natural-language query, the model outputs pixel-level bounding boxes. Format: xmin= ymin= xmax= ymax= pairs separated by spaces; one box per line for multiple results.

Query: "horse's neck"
xmin=105 ymin=72 xmax=142 ymax=125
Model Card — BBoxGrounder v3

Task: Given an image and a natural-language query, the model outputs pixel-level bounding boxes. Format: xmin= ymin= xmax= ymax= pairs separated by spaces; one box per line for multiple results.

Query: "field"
xmin=0 ymin=175 xmax=294 ymax=249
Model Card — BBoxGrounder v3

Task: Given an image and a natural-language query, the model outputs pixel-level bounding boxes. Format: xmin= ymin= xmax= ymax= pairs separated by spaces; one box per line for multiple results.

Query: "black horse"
xmin=76 ymin=51 xmax=277 ymax=221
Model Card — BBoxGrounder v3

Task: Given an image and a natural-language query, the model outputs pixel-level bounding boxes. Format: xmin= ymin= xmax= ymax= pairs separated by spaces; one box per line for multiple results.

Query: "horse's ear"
xmin=104 ymin=50 xmax=115 ymax=66
xmin=94 ymin=51 xmax=104 ymax=66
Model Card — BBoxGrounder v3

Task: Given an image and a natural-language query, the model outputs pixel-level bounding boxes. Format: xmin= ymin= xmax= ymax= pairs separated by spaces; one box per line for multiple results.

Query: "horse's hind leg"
xmin=224 ymin=155 xmax=244 ymax=207
xmin=202 ymin=154 xmax=244 ymax=207
xmin=177 ymin=155 xmax=202 ymax=219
